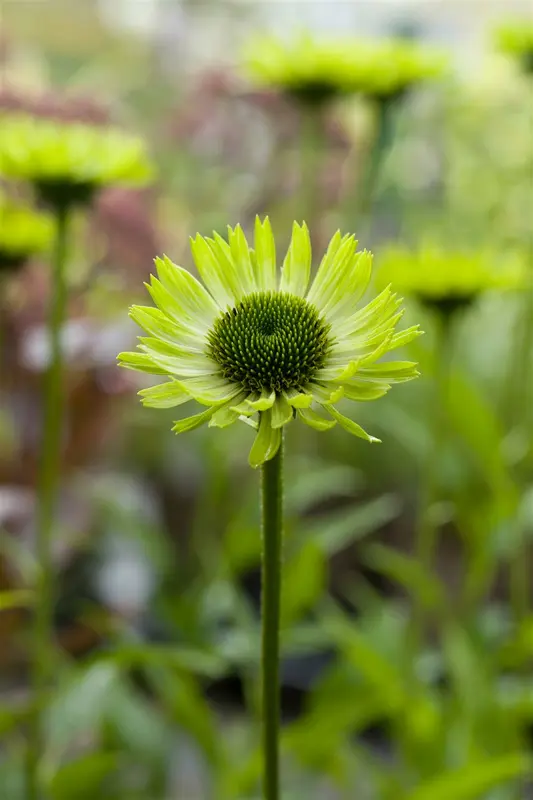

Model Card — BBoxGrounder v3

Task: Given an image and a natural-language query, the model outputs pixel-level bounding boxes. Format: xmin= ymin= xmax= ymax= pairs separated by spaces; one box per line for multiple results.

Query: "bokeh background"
xmin=1 ymin=1 xmax=533 ymax=798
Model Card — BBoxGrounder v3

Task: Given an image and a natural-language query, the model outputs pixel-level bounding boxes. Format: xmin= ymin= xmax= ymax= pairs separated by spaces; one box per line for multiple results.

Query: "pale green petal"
xmin=172 ymin=406 xmax=218 ymax=434
xmin=355 ymin=361 xmax=420 ymax=383
xmin=138 ymin=341 xmax=218 ymax=378
xmin=155 ymin=256 xmax=219 ymax=327
xmin=322 ymin=404 xmax=381 ymax=443
xmin=320 ymin=250 xmax=373 ymax=323
xmin=209 ymin=393 xmax=248 ymax=428
xmin=280 ymin=222 xmax=312 ymax=296
xmin=138 ymin=380 xmax=191 ymax=408
xmin=271 ymin=393 xmax=293 ymax=428
xmin=129 ymin=305 xmax=204 ymax=352
xmin=209 ymin=231 xmax=251 ymax=298
xmin=283 ymin=388 xmax=313 ymax=408
xmin=388 ymin=325 xmax=423 ymax=351
xmin=179 ymin=376 xmax=242 ymax=406
xmin=254 ymin=216 xmax=277 ymax=291
xmin=315 ymin=360 xmax=359 ymax=383
xmin=240 ymin=415 xmax=259 ymax=430
xmin=297 ymin=406 xmax=337 ymax=431
xmin=117 ymin=351 xmax=167 ymax=375
xmin=309 ymin=383 xmax=345 ymax=404
xmin=343 ymin=381 xmax=391 ymax=401
xmin=334 ymin=287 xmax=398 ymax=340
xmin=231 ymin=394 xmax=259 ymax=416
xmin=227 ymin=224 xmax=257 ymax=293
xmin=146 ymin=276 xmax=209 ymax=337
xmin=246 ymin=389 xmax=276 ymax=411
xmin=306 ymin=231 xmax=355 ymax=307
xmin=248 ymin=409 xmax=282 ymax=469
xmin=191 ymin=233 xmax=236 ymax=310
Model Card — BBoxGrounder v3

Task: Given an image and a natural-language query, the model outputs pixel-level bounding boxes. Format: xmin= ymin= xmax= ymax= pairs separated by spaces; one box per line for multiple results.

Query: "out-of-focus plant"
xmin=495 ymin=20 xmax=533 ymax=74
xmin=118 ymin=218 xmax=421 ymax=799
xmin=0 ymin=108 xmax=153 ymax=799
xmin=0 ymin=193 xmax=53 ymax=276
xmin=377 ymin=243 xmax=525 ymax=645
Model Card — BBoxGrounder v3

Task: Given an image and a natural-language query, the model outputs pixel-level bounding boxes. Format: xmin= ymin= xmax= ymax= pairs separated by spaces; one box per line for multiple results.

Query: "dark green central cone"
xmin=207 ymin=291 xmax=332 ymax=393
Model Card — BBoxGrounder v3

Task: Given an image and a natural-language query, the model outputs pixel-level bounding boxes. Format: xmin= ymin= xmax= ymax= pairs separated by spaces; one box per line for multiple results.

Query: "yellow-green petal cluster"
xmin=377 ymin=243 xmax=524 ymax=314
xmin=495 ymin=21 xmax=533 ymax=72
xmin=243 ymin=32 xmax=446 ymax=104
xmin=0 ymin=193 xmax=53 ymax=273
xmin=118 ymin=218 xmax=421 ymax=468
xmin=0 ymin=113 xmax=153 ymax=208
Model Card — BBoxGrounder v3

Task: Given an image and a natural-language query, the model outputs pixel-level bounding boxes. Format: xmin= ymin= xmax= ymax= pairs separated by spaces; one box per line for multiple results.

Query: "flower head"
xmin=118 ymin=219 xmax=421 ymax=467
xmin=495 ymin=21 xmax=533 ymax=73
xmin=377 ymin=243 xmax=524 ymax=316
xmin=243 ymin=32 xmax=445 ymax=106
xmin=0 ymin=113 xmax=153 ymax=210
xmin=0 ymin=193 xmax=53 ymax=274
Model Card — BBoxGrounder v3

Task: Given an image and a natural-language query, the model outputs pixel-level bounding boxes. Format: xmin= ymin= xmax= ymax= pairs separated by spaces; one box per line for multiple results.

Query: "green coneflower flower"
xmin=0 ymin=194 xmax=53 ymax=273
xmin=495 ymin=21 xmax=533 ymax=73
xmin=118 ymin=218 xmax=421 ymax=467
xmin=0 ymin=113 xmax=153 ymax=209
xmin=377 ymin=243 xmax=524 ymax=316
xmin=243 ymin=32 xmax=445 ymax=106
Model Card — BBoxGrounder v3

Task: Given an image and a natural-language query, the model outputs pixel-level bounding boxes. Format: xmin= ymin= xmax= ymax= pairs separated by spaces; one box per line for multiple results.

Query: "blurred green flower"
xmin=377 ymin=243 xmax=524 ymax=315
xmin=0 ymin=193 xmax=53 ymax=273
xmin=495 ymin=21 xmax=533 ymax=73
xmin=0 ymin=113 xmax=153 ymax=210
xmin=118 ymin=218 xmax=421 ymax=467
xmin=243 ymin=32 xmax=446 ymax=105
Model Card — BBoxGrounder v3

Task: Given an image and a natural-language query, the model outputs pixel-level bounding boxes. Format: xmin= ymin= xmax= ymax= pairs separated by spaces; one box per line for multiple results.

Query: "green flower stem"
xmin=27 ymin=204 xmax=70 ymax=800
xmin=412 ymin=313 xmax=453 ymax=647
xmin=260 ymin=432 xmax=284 ymax=800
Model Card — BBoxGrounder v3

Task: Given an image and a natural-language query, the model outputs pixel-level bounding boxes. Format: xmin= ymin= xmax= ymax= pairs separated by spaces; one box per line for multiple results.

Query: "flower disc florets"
xmin=207 ymin=291 xmax=332 ymax=394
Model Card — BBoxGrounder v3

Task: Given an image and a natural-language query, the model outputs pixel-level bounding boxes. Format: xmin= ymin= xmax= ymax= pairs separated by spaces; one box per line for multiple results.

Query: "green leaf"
xmin=49 ymin=752 xmax=119 ymax=800
xmin=47 ymin=664 xmax=120 ymax=757
xmin=282 ymin=541 xmax=326 ymax=626
xmin=0 ymin=590 xmax=34 ymax=611
xmin=406 ymin=754 xmax=531 ymax=800
xmin=91 ymin=644 xmax=226 ymax=679
xmin=360 ymin=543 xmax=446 ymax=610
xmin=305 ymin=494 xmax=399 ymax=556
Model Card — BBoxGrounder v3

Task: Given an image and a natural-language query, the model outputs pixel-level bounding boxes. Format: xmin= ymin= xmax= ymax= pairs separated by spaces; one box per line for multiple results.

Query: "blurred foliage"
xmin=1 ymin=2 xmax=533 ymax=798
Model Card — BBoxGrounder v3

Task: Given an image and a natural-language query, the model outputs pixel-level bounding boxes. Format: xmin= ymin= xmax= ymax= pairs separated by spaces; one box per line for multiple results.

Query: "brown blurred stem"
xmin=27 ymin=204 xmax=70 ymax=799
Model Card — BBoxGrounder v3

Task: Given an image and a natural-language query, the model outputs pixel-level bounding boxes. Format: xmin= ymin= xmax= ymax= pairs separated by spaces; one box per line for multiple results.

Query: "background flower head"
xmin=243 ymin=32 xmax=446 ymax=105
xmin=377 ymin=242 xmax=525 ymax=315
xmin=495 ymin=21 xmax=533 ymax=73
xmin=118 ymin=218 xmax=421 ymax=467
xmin=0 ymin=192 xmax=53 ymax=273
xmin=0 ymin=113 xmax=154 ymax=209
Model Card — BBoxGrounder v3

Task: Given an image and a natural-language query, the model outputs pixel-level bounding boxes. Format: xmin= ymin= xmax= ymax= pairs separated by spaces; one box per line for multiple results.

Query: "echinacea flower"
xmin=0 ymin=113 xmax=153 ymax=210
xmin=495 ymin=21 xmax=533 ymax=73
xmin=0 ymin=194 xmax=53 ymax=274
xmin=243 ymin=32 xmax=445 ymax=106
xmin=377 ymin=243 xmax=524 ymax=316
xmin=118 ymin=219 xmax=421 ymax=467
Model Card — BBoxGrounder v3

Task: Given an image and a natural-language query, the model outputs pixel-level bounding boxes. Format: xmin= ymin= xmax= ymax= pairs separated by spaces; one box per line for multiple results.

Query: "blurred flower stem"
xmin=348 ymin=96 xmax=399 ymax=234
xmin=509 ymin=256 xmax=533 ymax=623
xmin=261 ymin=433 xmax=284 ymax=800
xmin=27 ymin=204 xmax=70 ymax=799
xmin=411 ymin=312 xmax=453 ymax=650
xmin=299 ymin=107 xmax=324 ymax=246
